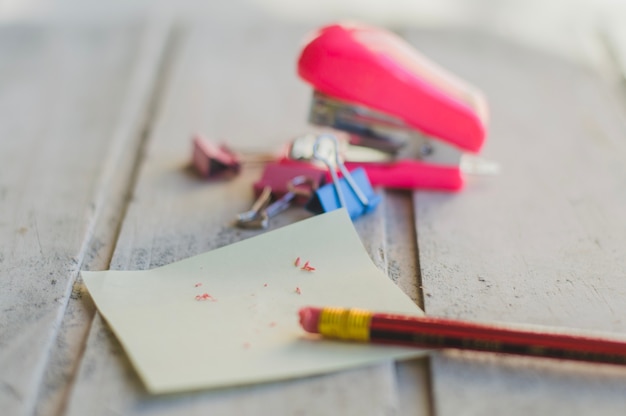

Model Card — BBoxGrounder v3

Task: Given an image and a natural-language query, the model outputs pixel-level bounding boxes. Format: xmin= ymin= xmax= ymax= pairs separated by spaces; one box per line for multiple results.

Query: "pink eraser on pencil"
xmin=299 ymin=306 xmax=322 ymax=333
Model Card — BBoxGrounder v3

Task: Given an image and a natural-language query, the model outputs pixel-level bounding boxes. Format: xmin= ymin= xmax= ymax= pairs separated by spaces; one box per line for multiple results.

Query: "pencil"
xmin=298 ymin=306 xmax=626 ymax=365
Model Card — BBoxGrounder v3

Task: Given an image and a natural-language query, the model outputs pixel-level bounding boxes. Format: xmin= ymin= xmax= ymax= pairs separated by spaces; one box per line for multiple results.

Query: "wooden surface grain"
xmin=2 ymin=7 xmax=626 ymax=416
xmin=409 ymin=28 xmax=626 ymax=415
xmin=0 ymin=22 xmax=167 ymax=416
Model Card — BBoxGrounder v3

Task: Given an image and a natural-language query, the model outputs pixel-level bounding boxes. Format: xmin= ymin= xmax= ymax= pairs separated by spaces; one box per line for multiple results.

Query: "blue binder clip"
xmin=305 ymin=134 xmax=381 ymax=219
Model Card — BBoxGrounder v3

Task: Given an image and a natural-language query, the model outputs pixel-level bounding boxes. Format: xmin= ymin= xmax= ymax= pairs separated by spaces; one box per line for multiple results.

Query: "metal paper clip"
xmin=236 ymin=177 xmax=318 ymax=229
xmin=305 ymin=134 xmax=380 ymax=219
xmin=236 ymin=186 xmax=272 ymax=229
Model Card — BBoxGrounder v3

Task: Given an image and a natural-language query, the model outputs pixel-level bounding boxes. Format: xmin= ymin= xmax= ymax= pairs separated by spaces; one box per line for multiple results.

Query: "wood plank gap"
xmin=91 ymin=21 xmax=183 ymax=274
xmin=383 ymin=189 xmax=435 ymax=416
xmin=424 ymin=356 xmax=437 ymax=416
xmin=29 ymin=20 xmax=177 ymax=416
xmin=383 ymin=189 xmax=425 ymax=310
xmin=409 ymin=192 xmax=425 ymax=311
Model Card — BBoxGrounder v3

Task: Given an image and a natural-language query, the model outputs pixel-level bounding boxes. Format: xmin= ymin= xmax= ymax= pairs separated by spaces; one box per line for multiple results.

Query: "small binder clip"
xmin=304 ymin=134 xmax=380 ymax=219
xmin=192 ymin=134 xmax=241 ymax=178
xmin=297 ymin=22 xmax=496 ymax=191
xmin=253 ymin=162 xmax=327 ymax=204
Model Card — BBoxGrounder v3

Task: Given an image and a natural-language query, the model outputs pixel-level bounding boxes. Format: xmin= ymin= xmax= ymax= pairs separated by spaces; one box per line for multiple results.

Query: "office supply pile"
xmin=88 ymin=23 xmax=626 ymax=397
xmin=191 ymin=21 xmax=497 ymax=228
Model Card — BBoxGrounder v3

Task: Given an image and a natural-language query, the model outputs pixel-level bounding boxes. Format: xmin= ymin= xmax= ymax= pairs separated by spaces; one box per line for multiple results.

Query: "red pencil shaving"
xmin=295 ymin=257 xmax=316 ymax=271
xmin=264 ymin=283 xmax=268 ymax=287
xmin=194 ymin=293 xmax=216 ymax=301
xmin=300 ymin=260 xmax=315 ymax=272
xmin=194 ymin=283 xmax=202 ymax=287
xmin=295 ymin=287 xmax=302 ymax=295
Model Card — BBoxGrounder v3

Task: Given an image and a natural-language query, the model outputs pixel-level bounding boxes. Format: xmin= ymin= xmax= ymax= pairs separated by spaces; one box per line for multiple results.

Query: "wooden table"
xmin=3 ymin=11 xmax=626 ymax=416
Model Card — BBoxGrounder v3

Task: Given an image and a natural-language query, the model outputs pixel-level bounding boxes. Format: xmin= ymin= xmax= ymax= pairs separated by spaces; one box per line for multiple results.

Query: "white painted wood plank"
xmin=32 ymin=21 xmax=172 ymax=416
xmin=0 ymin=22 xmax=165 ymax=416
xmin=405 ymin=28 xmax=626 ymax=414
xmin=431 ymin=351 xmax=626 ymax=416
xmin=381 ymin=191 xmax=431 ymax=416
xmin=65 ymin=19 xmax=430 ymax=415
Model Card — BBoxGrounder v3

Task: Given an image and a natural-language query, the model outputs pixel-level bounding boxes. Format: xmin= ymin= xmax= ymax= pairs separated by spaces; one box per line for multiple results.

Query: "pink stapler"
xmin=296 ymin=22 xmax=496 ymax=191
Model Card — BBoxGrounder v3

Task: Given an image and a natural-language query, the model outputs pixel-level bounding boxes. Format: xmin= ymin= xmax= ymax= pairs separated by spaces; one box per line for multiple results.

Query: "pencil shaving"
xmin=300 ymin=260 xmax=315 ymax=271
xmin=194 ymin=293 xmax=216 ymax=301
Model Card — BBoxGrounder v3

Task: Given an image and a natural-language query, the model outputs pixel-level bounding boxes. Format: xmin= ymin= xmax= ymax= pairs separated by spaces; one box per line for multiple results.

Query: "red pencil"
xmin=298 ymin=306 xmax=626 ymax=365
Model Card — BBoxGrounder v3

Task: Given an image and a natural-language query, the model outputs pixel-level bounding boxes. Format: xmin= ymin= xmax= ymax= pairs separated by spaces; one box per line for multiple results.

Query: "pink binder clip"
xmin=297 ymin=22 xmax=497 ymax=191
xmin=192 ymin=134 xmax=241 ymax=178
xmin=253 ymin=162 xmax=327 ymax=203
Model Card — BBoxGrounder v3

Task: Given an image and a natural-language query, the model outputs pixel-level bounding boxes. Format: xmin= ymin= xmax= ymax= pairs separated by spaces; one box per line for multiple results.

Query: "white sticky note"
xmin=82 ymin=210 xmax=426 ymax=394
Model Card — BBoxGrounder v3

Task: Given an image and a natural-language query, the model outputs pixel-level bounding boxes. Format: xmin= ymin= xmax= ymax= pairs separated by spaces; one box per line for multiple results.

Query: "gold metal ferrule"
xmin=318 ymin=307 xmax=373 ymax=342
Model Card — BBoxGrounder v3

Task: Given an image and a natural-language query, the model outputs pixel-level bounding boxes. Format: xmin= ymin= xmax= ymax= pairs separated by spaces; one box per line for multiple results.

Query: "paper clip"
xmin=236 ymin=177 xmax=318 ymax=229
xmin=296 ymin=22 xmax=498 ymax=191
xmin=236 ymin=186 xmax=273 ymax=229
xmin=304 ymin=134 xmax=380 ymax=219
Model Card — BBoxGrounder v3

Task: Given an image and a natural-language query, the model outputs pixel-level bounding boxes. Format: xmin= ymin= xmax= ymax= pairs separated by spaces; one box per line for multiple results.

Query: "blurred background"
xmin=2 ymin=0 xmax=626 ymax=71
